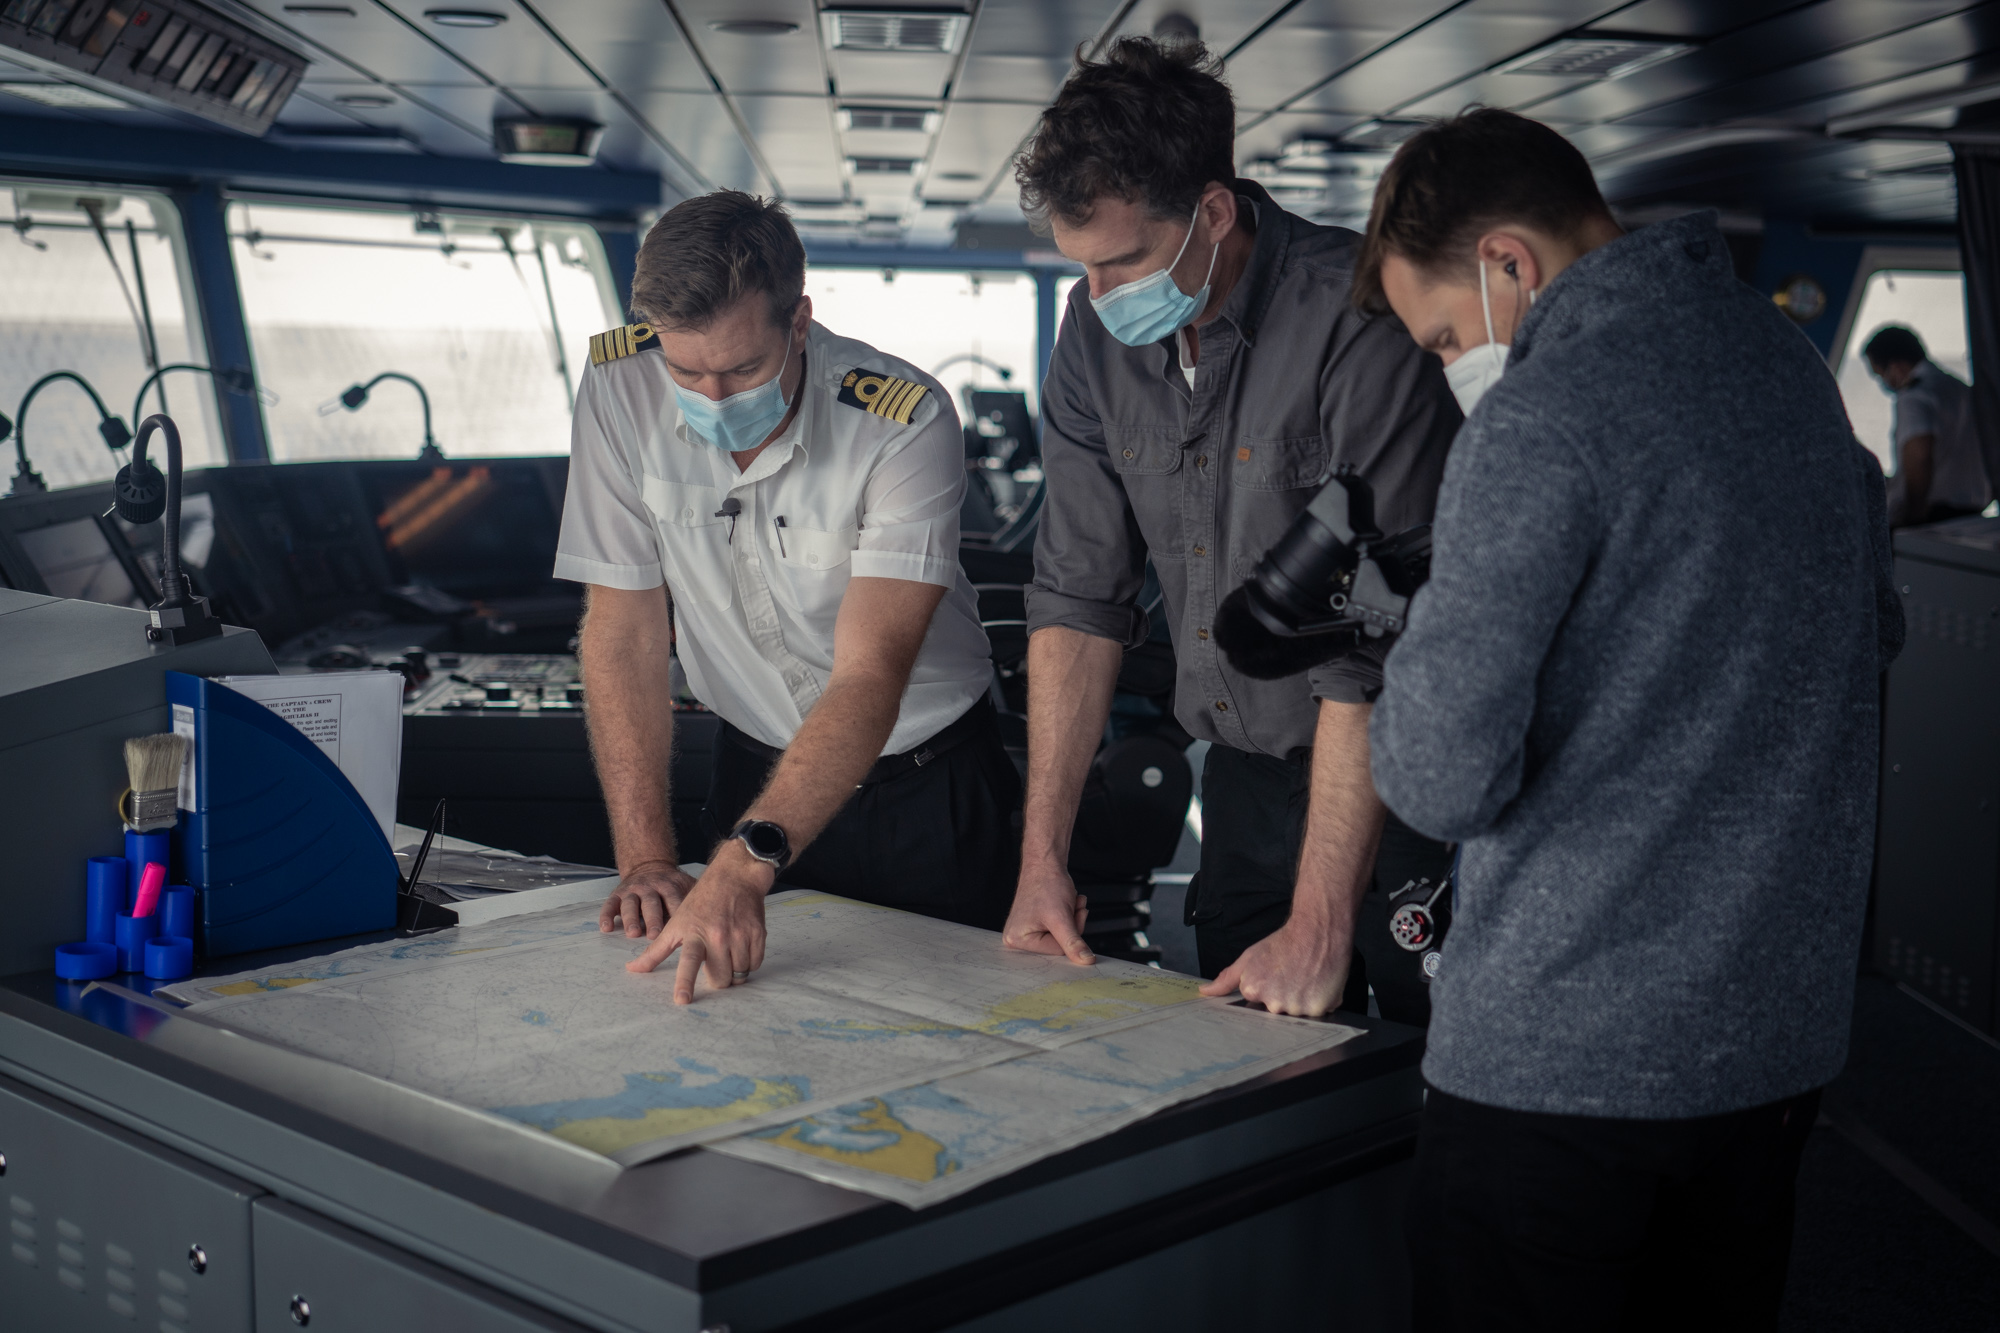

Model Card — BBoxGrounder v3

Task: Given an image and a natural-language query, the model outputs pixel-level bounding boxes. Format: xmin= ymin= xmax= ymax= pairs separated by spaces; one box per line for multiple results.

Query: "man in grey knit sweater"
xmin=1356 ymin=110 xmax=1903 ymax=1329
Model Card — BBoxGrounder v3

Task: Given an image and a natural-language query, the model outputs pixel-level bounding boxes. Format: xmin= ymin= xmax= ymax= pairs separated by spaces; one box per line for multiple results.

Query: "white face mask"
xmin=1443 ymin=260 xmax=1530 ymax=416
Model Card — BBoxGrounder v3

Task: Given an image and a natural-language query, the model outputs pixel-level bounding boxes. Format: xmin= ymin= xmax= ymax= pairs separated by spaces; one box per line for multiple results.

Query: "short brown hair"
xmin=630 ymin=190 xmax=805 ymax=330
xmin=1015 ymin=36 xmax=1236 ymax=231
xmin=1354 ymin=109 xmax=1611 ymax=313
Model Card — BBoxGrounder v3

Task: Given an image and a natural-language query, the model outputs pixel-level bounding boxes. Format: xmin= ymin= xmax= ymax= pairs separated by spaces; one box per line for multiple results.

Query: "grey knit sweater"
xmin=1371 ymin=212 xmax=1904 ymax=1119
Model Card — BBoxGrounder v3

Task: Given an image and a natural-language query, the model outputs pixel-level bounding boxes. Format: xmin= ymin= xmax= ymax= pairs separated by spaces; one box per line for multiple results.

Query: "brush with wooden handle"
xmin=122 ymin=733 xmax=188 ymax=832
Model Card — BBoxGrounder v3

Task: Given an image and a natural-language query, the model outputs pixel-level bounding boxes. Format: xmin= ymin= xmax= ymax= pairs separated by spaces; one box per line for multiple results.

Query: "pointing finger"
xmin=674 ymin=938 xmax=706 ymax=1004
xmin=627 ymin=923 xmax=683 ymax=974
xmin=1198 ymin=963 xmax=1242 ymax=998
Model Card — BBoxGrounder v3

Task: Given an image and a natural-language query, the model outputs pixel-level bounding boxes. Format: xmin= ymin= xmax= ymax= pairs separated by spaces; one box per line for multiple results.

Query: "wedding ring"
xmin=731 ymin=971 xmax=750 ymax=981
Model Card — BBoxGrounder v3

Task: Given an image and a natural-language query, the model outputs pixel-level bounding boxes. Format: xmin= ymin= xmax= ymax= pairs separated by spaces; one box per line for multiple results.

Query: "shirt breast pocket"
xmin=640 ymin=475 xmax=734 ymax=610
xmin=777 ymin=523 xmax=858 ymax=573
xmin=1232 ymin=435 xmax=1329 ymax=491
xmin=1107 ymin=427 xmax=1185 ymax=478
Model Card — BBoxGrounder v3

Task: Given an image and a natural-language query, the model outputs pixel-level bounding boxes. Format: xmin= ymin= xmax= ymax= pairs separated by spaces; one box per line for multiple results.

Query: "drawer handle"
xmin=291 ymin=1293 xmax=312 ymax=1325
xmin=187 ymin=1243 xmax=207 ymax=1275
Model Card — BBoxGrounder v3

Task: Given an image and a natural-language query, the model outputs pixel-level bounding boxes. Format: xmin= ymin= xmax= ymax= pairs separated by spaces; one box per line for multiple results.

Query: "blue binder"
xmin=165 ymin=671 xmax=398 ymax=956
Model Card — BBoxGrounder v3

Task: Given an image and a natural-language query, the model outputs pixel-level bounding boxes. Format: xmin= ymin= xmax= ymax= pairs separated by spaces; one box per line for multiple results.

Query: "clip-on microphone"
xmin=111 ymin=413 xmax=222 ymax=646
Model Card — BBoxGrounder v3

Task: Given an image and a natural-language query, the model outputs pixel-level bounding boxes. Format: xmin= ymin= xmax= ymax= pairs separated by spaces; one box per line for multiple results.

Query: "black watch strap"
xmin=730 ymin=818 xmax=792 ymax=872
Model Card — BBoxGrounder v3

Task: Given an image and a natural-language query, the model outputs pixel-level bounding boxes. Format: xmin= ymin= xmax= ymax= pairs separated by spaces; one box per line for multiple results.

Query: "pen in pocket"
xmin=774 ymin=515 xmax=788 ymax=558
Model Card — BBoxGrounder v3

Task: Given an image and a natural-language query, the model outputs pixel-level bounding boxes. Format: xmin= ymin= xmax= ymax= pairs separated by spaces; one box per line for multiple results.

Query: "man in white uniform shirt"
xmin=555 ymin=191 xmax=1015 ymax=1003
xmin=1865 ymin=324 xmax=1990 ymax=526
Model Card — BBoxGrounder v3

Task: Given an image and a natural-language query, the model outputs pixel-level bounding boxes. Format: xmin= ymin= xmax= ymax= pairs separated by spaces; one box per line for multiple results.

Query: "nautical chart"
xmin=169 ymin=891 xmax=1361 ymax=1192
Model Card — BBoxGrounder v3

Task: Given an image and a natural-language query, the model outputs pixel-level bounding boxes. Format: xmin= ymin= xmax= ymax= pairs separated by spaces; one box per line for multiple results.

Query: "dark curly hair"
xmin=1353 ymin=109 xmax=1610 ymax=313
xmin=1863 ymin=325 xmax=1926 ymax=369
xmin=630 ymin=190 xmax=804 ymax=331
xmin=1015 ymin=36 xmax=1236 ymax=231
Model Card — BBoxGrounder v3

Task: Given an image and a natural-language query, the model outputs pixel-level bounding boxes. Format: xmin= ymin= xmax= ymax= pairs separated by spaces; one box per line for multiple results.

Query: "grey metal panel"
xmin=952 ymin=55 xmax=1067 ymax=105
xmin=522 ymin=2 xmax=711 ymax=94
xmin=0 ymin=1072 xmax=260 ymax=1333
xmin=373 ymin=0 xmax=600 ymax=91
xmin=1232 ymin=109 xmax=1374 ymax=172
xmin=736 ymin=93 xmax=845 ymax=200
xmin=1223 ymin=21 xmax=1400 ymax=114
xmin=629 ymin=90 xmax=765 ymax=191
xmin=251 ymin=1198 xmax=588 ymax=1332
xmin=831 ymin=49 xmax=956 ymax=101
xmin=675 ymin=0 xmax=828 ymax=97
xmin=1875 ymin=554 xmax=2000 ymax=1034
xmin=234 ymin=0 xmax=487 ymax=87
xmin=924 ymin=101 xmax=1039 ymax=202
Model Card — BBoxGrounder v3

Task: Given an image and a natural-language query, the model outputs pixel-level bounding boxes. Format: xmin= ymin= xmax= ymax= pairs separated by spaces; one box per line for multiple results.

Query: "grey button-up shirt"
xmin=1025 ymin=181 xmax=1462 ymax=757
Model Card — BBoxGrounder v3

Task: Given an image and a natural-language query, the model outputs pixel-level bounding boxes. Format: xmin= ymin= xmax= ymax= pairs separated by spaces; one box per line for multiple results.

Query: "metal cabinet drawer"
xmin=251 ymin=1198 xmax=586 ymax=1332
xmin=0 ymin=1072 xmax=259 ymax=1332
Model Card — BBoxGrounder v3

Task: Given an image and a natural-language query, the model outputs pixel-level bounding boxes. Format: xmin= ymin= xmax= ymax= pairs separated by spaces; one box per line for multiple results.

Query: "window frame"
xmin=1827 ymin=244 xmax=1964 ymax=371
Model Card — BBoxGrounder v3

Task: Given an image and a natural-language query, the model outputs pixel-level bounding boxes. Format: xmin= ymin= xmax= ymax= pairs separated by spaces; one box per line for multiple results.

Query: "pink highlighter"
xmin=132 ymin=861 xmax=166 ymax=920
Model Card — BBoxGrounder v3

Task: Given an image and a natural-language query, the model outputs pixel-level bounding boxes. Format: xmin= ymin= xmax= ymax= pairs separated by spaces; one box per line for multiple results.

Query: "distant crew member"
xmin=1358 ymin=109 xmax=1902 ymax=1328
xmin=1865 ymin=324 xmax=1990 ymax=526
xmin=555 ymin=191 xmax=1016 ymax=1003
xmin=999 ymin=37 xmax=1462 ymax=1024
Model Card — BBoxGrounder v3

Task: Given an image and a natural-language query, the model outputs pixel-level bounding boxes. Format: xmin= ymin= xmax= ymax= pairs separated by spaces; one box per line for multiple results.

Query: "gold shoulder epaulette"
xmin=588 ymin=322 xmax=659 ymax=365
xmin=836 ymin=368 xmax=929 ymax=424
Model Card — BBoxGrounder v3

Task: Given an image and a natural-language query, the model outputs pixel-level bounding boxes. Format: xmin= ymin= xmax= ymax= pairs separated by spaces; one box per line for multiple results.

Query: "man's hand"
xmin=1001 ymin=862 xmax=1095 ymax=965
xmin=599 ymin=861 xmax=699 ymax=939
xmin=1199 ymin=910 xmax=1352 ymax=1017
xmin=626 ymin=841 xmax=775 ymax=1003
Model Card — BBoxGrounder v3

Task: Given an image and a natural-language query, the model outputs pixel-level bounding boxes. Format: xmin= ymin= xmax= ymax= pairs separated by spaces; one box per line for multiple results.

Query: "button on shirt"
xmin=1893 ymin=359 xmax=1989 ymax=513
xmin=554 ymin=321 xmax=992 ymax=755
xmin=1025 ymin=180 xmax=1463 ymax=757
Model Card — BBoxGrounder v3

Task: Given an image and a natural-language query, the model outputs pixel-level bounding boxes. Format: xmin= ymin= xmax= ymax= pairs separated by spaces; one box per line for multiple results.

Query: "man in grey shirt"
xmin=999 ymin=36 xmax=1461 ymax=1022
xmin=1360 ymin=109 xmax=1901 ymax=1327
xmin=1865 ymin=324 xmax=1990 ymax=525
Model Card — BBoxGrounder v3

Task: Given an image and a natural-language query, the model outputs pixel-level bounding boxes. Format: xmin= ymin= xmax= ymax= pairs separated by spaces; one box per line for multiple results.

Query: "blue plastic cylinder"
xmin=162 ymin=886 xmax=195 ymax=941
xmin=86 ymin=856 xmax=127 ymax=943
xmin=54 ymin=942 xmax=117 ymax=981
xmin=114 ymin=913 xmax=158 ymax=973
xmin=144 ymin=936 xmax=193 ymax=981
xmin=124 ymin=829 xmax=170 ymax=902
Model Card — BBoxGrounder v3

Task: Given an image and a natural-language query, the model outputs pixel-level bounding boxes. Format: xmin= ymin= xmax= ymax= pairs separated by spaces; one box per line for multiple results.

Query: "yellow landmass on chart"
xmin=764 ymin=1100 xmax=952 ymax=1182
xmin=544 ymin=1077 xmax=808 ymax=1154
xmin=976 ymin=972 xmax=1201 ymax=1035
xmin=210 ymin=976 xmax=320 ymax=996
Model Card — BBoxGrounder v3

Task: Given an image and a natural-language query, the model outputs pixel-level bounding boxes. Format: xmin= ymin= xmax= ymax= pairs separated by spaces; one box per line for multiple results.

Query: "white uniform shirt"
xmin=554 ymin=321 xmax=991 ymax=755
xmin=1893 ymin=360 xmax=1990 ymax=513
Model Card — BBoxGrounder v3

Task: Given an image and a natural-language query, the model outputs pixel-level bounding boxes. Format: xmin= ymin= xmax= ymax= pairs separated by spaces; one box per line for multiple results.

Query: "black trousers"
xmin=700 ymin=701 xmax=1021 ymax=931
xmin=1409 ymin=1085 xmax=1821 ymax=1332
xmin=1185 ymin=743 xmax=1452 ymax=1026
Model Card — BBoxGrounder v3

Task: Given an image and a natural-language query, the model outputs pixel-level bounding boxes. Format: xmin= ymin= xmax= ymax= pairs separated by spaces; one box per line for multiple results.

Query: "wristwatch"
xmin=730 ymin=818 xmax=792 ymax=873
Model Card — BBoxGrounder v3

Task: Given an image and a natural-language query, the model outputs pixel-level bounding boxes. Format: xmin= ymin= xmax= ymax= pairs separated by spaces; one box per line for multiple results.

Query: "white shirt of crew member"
xmin=555 ymin=319 xmax=992 ymax=755
xmin=1889 ymin=358 xmax=1990 ymax=515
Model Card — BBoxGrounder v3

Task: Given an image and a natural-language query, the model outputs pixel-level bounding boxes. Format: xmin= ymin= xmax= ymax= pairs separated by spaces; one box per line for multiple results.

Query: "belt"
xmin=721 ymin=697 xmax=995 ymax=787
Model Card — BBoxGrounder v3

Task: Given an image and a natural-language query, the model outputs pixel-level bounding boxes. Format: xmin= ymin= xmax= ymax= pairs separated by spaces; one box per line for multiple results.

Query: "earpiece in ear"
xmin=1505 ymin=260 xmax=1518 ymax=278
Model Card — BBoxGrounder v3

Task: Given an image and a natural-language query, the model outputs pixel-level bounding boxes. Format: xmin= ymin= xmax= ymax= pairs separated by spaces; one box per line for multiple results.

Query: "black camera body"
xmin=1215 ymin=470 xmax=1432 ymax=681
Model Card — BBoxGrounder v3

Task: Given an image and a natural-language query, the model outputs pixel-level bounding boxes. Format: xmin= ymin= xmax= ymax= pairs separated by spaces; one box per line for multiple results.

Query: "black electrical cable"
xmin=8 ymin=370 xmax=132 ymax=497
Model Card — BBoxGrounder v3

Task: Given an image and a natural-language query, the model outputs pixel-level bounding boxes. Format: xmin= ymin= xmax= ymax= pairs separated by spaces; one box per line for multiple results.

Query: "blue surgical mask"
xmin=1090 ymin=202 xmax=1220 ymax=348
xmin=673 ymin=330 xmax=794 ymax=452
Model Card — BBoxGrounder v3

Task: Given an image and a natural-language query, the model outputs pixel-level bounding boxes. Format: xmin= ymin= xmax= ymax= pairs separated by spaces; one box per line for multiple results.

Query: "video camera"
xmin=1214 ymin=468 xmax=1433 ymax=681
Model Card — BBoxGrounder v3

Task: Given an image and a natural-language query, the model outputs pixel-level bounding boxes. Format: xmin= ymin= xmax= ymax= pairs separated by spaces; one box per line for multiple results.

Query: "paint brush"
xmin=122 ymin=733 xmax=187 ymax=832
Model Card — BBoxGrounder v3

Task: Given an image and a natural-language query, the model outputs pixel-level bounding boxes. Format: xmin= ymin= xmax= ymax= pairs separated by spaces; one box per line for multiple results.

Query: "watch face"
xmin=744 ymin=822 xmax=786 ymax=859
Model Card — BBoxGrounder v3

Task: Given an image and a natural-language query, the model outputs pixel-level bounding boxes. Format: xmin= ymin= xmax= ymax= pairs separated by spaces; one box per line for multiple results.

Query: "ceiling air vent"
xmin=839 ymin=104 xmax=938 ymax=133
xmin=0 ymin=0 xmax=308 ymax=134
xmin=821 ymin=9 xmax=966 ymax=55
xmin=1497 ymin=36 xmax=1695 ymax=81
xmin=846 ymin=156 xmax=919 ymax=174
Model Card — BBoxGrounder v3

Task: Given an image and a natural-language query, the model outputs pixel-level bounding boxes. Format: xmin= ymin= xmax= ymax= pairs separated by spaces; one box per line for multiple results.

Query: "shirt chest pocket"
xmin=776 ymin=523 xmax=859 ymax=573
xmin=1232 ymin=435 xmax=1329 ymax=491
xmin=640 ymin=474 xmax=734 ymax=610
xmin=1107 ymin=427 xmax=1185 ymax=477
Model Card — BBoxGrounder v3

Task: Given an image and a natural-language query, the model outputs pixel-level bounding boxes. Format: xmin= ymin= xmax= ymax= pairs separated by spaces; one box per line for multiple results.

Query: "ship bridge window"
xmin=1831 ymin=254 xmax=1967 ymax=474
xmin=806 ymin=266 xmax=1039 ymax=417
xmin=228 ymin=200 xmax=618 ymax=461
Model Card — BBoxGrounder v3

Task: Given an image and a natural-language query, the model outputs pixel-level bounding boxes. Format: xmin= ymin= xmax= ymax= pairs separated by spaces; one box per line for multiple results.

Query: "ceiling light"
xmin=838 ymin=105 xmax=939 ymax=133
xmin=0 ymin=81 xmax=130 ymax=110
xmin=425 ymin=9 xmax=506 ymax=28
xmin=282 ymin=5 xmax=357 ymax=13
xmin=822 ymin=9 xmax=966 ymax=55
xmin=493 ymin=117 xmax=603 ymax=166
xmin=709 ymin=19 xmax=800 ymax=35
xmin=334 ymin=93 xmax=393 ymax=108
xmin=846 ymin=156 xmax=920 ymax=174
xmin=1497 ymin=36 xmax=1696 ymax=81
